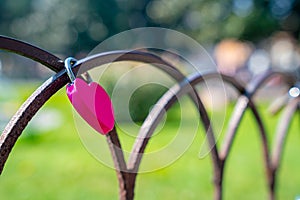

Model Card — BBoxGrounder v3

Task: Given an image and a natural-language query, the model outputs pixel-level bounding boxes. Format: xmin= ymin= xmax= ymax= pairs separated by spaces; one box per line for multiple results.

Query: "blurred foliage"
xmin=1 ymin=0 xmax=299 ymax=121
xmin=0 ymin=0 xmax=299 ymax=55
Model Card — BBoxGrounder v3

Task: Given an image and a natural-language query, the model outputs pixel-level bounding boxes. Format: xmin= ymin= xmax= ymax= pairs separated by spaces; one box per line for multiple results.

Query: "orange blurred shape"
xmin=214 ymin=39 xmax=252 ymax=75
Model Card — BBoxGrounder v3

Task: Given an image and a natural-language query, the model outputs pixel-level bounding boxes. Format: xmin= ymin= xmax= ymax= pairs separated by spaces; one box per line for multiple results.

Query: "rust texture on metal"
xmin=0 ymin=36 xmax=299 ymax=200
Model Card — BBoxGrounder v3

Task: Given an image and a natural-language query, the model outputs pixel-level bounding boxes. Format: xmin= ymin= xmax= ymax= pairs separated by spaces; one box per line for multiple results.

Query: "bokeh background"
xmin=0 ymin=0 xmax=300 ymax=82
xmin=0 ymin=0 xmax=300 ymax=199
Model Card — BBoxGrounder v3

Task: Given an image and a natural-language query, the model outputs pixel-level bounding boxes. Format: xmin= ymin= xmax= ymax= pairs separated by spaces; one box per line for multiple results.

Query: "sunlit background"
xmin=0 ymin=0 xmax=299 ymax=78
xmin=0 ymin=0 xmax=300 ymax=199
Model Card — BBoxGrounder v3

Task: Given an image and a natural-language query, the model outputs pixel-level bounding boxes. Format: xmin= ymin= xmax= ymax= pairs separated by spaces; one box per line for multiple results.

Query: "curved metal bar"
xmin=0 ymin=70 xmax=69 ymax=173
xmin=271 ymin=97 xmax=300 ymax=184
xmin=127 ymin=72 xmax=245 ymax=200
xmin=219 ymin=95 xmax=248 ymax=159
xmin=219 ymin=70 xmax=297 ymax=200
xmin=0 ymin=35 xmax=64 ymax=72
xmin=248 ymin=99 xmax=273 ymax=193
xmin=73 ymin=50 xmax=189 ymax=82
xmin=246 ymin=70 xmax=295 ymax=98
xmin=0 ymin=49 xmax=211 ymax=200
xmin=106 ymin=127 xmax=133 ymax=200
xmin=219 ymin=97 xmax=269 ymax=162
xmin=128 ymin=72 xmax=244 ymax=171
xmin=220 ymin=71 xmax=295 ymax=160
xmin=73 ymin=50 xmax=218 ymax=200
xmin=245 ymin=71 xmax=296 ymax=180
xmin=0 ymin=36 xmax=296 ymax=200
xmin=0 ymin=50 xmax=195 ymax=169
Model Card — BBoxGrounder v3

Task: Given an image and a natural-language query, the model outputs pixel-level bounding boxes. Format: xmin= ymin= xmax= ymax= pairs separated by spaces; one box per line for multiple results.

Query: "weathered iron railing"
xmin=0 ymin=35 xmax=299 ymax=200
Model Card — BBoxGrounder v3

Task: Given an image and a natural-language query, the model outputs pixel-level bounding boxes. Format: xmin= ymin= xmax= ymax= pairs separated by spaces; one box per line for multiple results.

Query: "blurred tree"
xmin=0 ymin=0 xmax=299 ymax=121
xmin=1 ymin=0 xmax=299 ymax=55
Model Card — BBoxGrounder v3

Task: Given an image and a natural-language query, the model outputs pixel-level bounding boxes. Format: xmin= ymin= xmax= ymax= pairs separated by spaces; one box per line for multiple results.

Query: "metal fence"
xmin=0 ymin=35 xmax=299 ymax=200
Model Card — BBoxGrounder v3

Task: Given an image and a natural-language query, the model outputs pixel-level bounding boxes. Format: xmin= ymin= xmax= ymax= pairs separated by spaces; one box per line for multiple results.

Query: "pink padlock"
xmin=64 ymin=57 xmax=115 ymax=135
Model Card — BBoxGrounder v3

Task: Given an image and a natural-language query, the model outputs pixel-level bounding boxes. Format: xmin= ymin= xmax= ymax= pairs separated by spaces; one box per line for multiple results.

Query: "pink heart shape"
xmin=66 ymin=78 xmax=115 ymax=135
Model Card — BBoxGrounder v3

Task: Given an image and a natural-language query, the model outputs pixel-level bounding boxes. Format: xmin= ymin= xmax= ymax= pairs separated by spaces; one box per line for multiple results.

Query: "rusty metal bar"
xmin=106 ymin=128 xmax=135 ymax=200
xmin=0 ymin=35 xmax=298 ymax=200
xmin=220 ymin=95 xmax=248 ymax=160
xmin=0 ymin=71 xmax=69 ymax=173
xmin=0 ymin=50 xmax=188 ymax=172
xmin=127 ymin=73 xmax=220 ymax=198
xmin=127 ymin=72 xmax=247 ymax=200
xmin=0 ymin=46 xmax=212 ymax=199
xmin=219 ymin=70 xmax=296 ymax=200
xmin=0 ymin=35 xmax=64 ymax=71
xmin=270 ymin=96 xmax=300 ymax=195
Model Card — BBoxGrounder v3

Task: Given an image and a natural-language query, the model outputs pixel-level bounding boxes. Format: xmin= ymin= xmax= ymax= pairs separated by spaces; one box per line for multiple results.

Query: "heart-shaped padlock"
xmin=65 ymin=57 xmax=115 ymax=135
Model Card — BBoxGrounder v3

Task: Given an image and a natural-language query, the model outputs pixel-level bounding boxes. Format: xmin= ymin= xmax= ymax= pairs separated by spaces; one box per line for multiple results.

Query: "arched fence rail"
xmin=0 ymin=35 xmax=299 ymax=200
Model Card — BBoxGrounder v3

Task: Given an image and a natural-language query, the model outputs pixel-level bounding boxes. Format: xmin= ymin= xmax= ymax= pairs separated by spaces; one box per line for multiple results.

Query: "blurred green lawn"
xmin=0 ymin=82 xmax=299 ymax=200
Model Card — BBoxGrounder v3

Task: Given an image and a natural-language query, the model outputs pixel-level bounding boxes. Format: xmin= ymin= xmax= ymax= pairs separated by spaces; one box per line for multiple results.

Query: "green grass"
xmin=0 ymin=83 xmax=299 ymax=199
